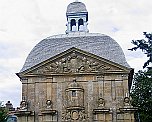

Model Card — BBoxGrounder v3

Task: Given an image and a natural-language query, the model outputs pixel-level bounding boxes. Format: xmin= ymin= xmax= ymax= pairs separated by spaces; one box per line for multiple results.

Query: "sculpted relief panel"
xmin=31 ymin=52 xmax=111 ymax=74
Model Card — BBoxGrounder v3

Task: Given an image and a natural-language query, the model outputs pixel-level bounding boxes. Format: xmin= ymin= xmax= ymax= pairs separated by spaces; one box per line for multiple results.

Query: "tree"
xmin=131 ymin=71 xmax=152 ymax=122
xmin=129 ymin=32 xmax=152 ymax=122
xmin=129 ymin=32 xmax=152 ymax=68
xmin=0 ymin=102 xmax=8 ymax=122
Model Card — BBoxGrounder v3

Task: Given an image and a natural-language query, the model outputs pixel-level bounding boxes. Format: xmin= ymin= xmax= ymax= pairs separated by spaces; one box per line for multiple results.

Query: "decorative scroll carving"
xmin=33 ymin=52 xmax=110 ymax=74
xmin=62 ymin=109 xmax=87 ymax=121
xmin=62 ymin=110 xmax=71 ymax=121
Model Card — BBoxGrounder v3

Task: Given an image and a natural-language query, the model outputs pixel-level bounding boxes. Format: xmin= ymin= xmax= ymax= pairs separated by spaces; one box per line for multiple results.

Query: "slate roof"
xmin=66 ymin=2 xmax=87 ymax=14
xmin=20 ymin=32 xmax=130 ymax=72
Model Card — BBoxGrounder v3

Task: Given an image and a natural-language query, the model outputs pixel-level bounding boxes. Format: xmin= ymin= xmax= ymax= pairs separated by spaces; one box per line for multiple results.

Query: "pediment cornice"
xmin=17 ymin=47 xmax=131 ymax=77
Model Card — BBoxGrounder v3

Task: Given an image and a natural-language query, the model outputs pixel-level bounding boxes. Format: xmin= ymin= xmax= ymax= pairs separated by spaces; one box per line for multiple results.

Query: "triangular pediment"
xmin=18 ymin=47 xmax=131 ymax=77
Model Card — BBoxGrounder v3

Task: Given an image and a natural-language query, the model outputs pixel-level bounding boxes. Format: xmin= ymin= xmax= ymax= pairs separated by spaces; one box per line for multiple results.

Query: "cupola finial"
xmin=66 ymin=1 xmax=89 ymax=34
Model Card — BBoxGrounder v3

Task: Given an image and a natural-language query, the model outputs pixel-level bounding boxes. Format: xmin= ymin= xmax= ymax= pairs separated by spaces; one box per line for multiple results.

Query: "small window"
xmin=71 ymin=19 xmax=76 ymax=31
xmin=72 ymin=90 xmax=77 ymax=97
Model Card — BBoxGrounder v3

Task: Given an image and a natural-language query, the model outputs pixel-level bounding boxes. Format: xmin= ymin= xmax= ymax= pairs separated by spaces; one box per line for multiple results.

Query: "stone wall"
xmin=15 ymin=73 xmax=136 ymax=122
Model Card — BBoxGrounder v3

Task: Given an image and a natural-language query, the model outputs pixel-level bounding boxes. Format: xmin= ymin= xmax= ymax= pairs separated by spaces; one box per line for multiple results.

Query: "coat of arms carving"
xmin=32 ymin=51 xmax=111 ymax=74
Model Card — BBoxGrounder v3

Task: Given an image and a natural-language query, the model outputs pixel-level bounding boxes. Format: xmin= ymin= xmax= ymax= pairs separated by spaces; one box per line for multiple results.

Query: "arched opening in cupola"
xmin=71 ymin=19 xmax=76 ymax=31
xmin=78 ymin=19 xmax=84 ymax=31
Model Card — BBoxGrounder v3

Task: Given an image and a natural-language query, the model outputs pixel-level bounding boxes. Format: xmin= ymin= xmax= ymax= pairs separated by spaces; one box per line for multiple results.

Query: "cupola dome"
xmin=66 ymin=2 xmax=87 ymax=14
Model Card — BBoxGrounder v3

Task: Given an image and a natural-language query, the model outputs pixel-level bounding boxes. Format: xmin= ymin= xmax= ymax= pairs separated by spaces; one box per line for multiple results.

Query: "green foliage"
xmin=129 ymin=32 xmax=152 ymax=68
xmin=131 ymin=71 xmax=152 ymax=122
xmin=129 ymin=32 xmax=152 ymax=122
xmin=0 ymin=102 xmax=8 ymax=122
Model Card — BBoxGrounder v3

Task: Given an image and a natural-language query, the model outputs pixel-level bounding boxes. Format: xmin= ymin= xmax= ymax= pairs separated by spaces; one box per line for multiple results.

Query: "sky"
xmin=0 ymin=0 xmax=152 ymax=107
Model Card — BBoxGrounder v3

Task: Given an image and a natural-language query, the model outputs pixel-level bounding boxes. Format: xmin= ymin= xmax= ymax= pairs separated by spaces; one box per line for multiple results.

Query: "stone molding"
xmin=31 ymin=52 xmax=111 ymax=75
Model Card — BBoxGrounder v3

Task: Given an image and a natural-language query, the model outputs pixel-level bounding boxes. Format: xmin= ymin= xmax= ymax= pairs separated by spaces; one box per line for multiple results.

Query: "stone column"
xmin=67 ymin=20 xmax=71 ymax=33
xmin=76 ymin=21 xmax=79 ymax=31
xmin=21 ymin=79 xmax=28 ymax=101
xmin=46 ymin=77 xmax=53 ymax=101
xmin=84 ymin=21 xmax=88 ymax=32
xmin=87 ymin=81 xmax=93 ymax=121
xmin=97 ymin=75 xmax=104 ymax=97
xmin=57 ymin=82 xmax=62 ymax=121
xmin=35 ymin=79 xmax=40 ymax=122
xmin=111 ymin=79 xmax=117 ymax=122
xmin=122 ymin=74 xmax=129 ymax=97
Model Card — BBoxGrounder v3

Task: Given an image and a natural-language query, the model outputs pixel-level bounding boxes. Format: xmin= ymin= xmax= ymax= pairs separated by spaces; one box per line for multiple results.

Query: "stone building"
xmin=15 ymin=1 xmax=137 ymax=122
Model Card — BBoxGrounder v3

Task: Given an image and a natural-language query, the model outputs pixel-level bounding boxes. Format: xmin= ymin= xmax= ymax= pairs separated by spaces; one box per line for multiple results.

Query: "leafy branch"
xmin=129 ymin=32 xmax=152 ymax=68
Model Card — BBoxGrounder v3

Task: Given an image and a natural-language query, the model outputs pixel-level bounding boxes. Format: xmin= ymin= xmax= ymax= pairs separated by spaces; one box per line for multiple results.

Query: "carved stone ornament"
xmin=19 ymin=100 xmax=28 ymax=111
xmin=98 ymin=98 xmax=105 ymax=108
xmin=123 ymin=92 xmax=133 ymax=108
xmin=33 ymin=52 xmax=111 ymax=74
xmin=62 ymin=109 xmax=87 ymax=121
xmin=46 ymin=100 xmax=53 ymax=109
xmin=124 ymin=97 xmax=132 ymax=108
xmin=119 ymin=96 xmax=138 ymax=112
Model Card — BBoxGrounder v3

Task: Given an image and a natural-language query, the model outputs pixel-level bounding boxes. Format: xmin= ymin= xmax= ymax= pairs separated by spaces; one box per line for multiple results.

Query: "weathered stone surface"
xmin=15 ymin=1 xmax=136 ymax=121
xmin=16 ymin=51 xmax=135 ymax=121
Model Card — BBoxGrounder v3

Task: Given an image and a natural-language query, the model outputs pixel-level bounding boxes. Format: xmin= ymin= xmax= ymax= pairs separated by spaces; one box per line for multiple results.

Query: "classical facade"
xmin=15 ymin=1 xmax=137 ymax=122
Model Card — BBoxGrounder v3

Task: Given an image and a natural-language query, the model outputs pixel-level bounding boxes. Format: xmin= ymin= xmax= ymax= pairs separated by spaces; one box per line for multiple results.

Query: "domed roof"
xmin=20 ymin=33 xmax=130 ymax=72
xmin=66 ymin=2 xmax=87 ymax=14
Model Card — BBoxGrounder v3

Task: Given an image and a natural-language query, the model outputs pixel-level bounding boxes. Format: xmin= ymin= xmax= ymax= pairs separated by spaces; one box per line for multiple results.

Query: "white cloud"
xmin=0 ymin=0 xmax=151 ymax=107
